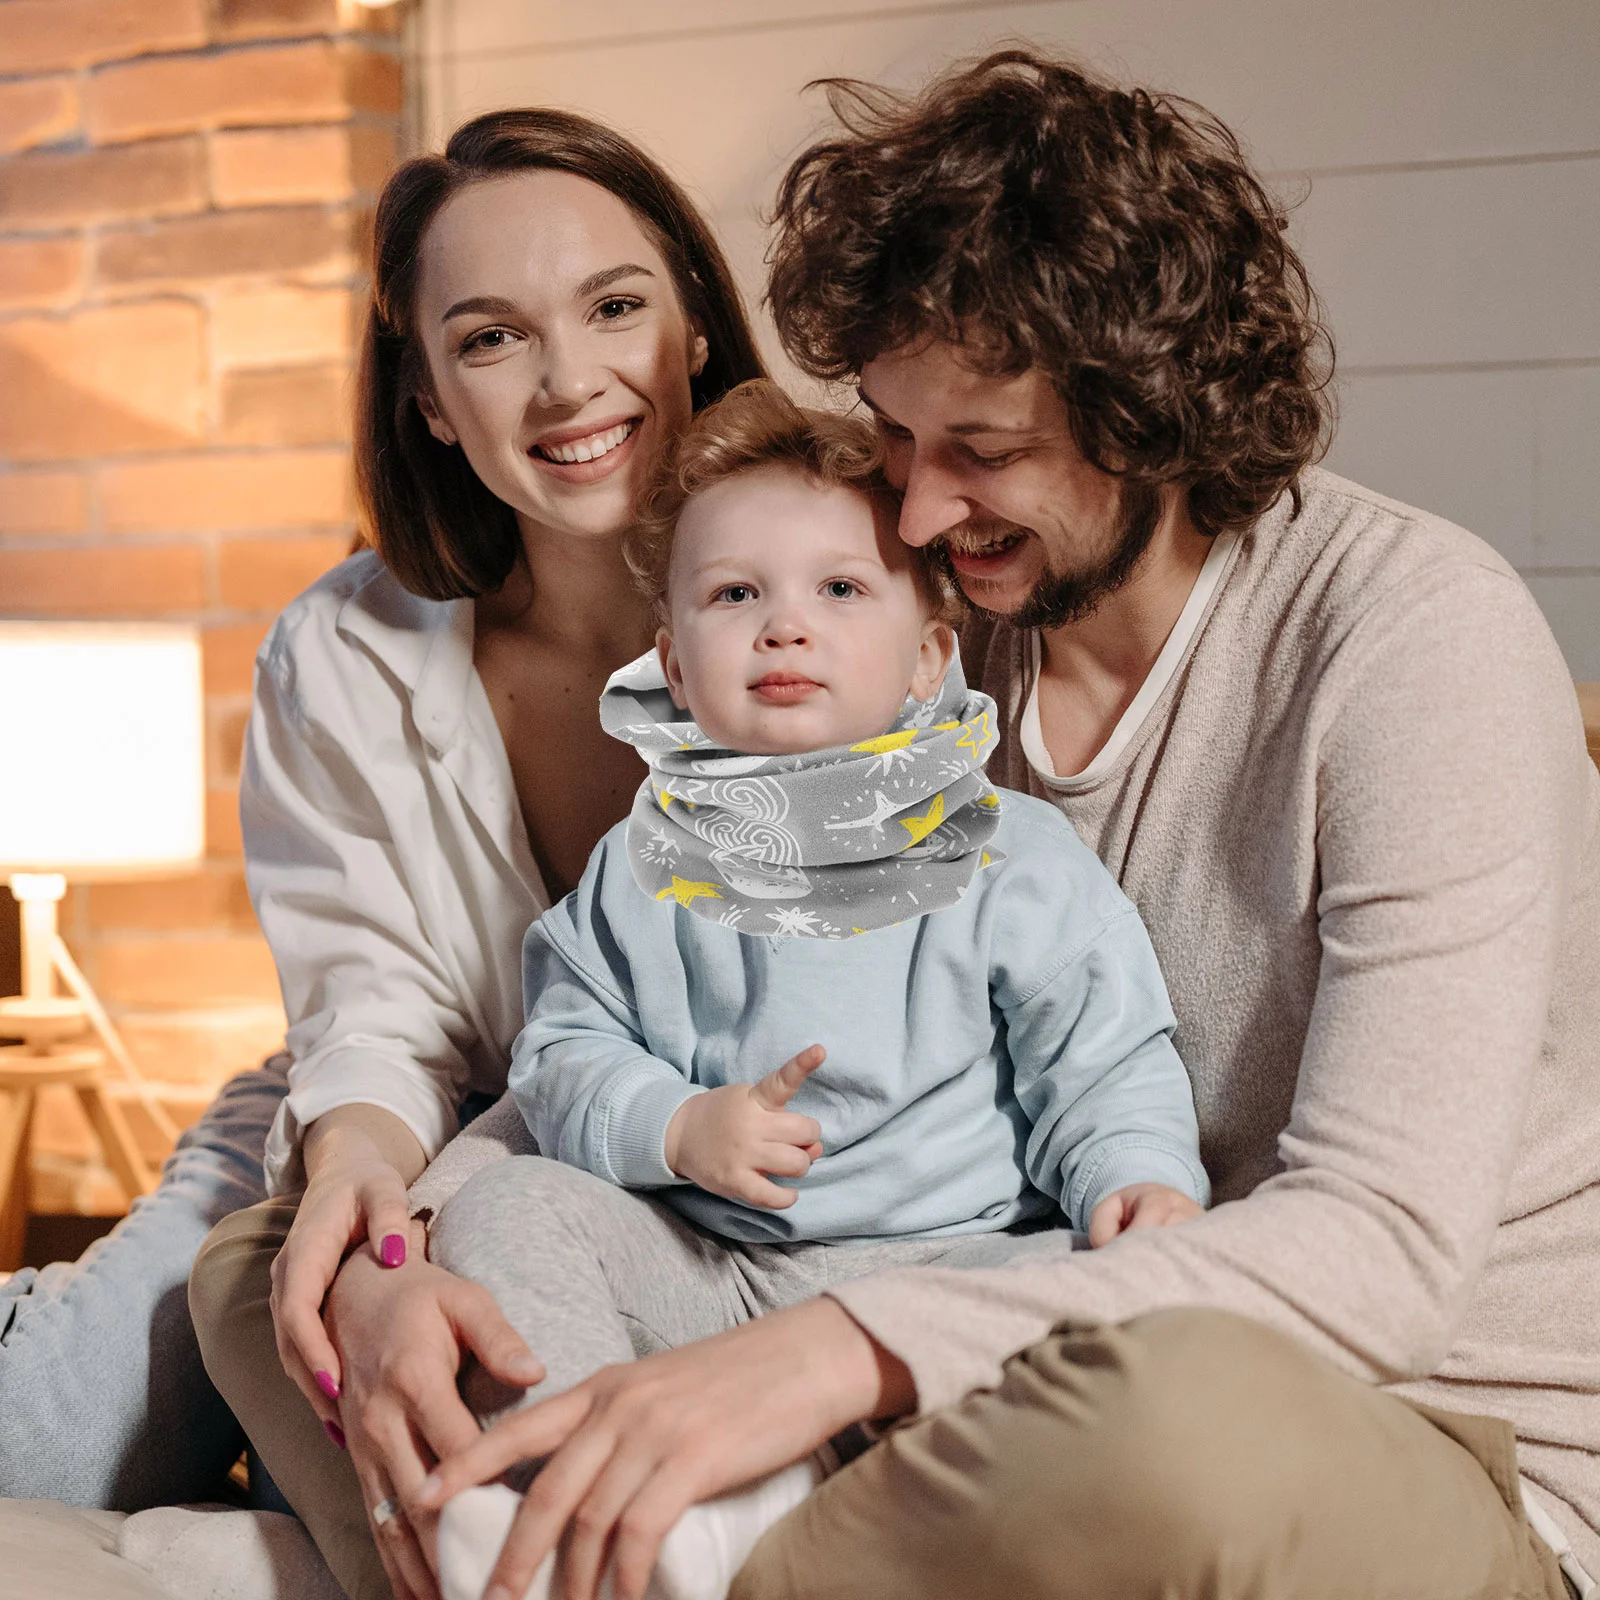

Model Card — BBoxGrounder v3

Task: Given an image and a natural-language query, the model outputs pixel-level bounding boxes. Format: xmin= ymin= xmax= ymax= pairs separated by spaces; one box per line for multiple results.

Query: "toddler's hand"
xmin=1088 ymin=1182 xmax=1202 ymax=1247
xmin=664 ymin=1045 xmax=826 ymax=1209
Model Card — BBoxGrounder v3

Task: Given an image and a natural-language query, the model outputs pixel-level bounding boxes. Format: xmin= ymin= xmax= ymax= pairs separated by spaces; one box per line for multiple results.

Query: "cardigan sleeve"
xmin=829 ymin=562 xmax=1590 ymax=1412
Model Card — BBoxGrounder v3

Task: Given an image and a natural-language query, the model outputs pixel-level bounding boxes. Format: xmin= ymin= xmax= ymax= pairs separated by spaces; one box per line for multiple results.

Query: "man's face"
xmin=859 ymin=340 xmax=1162 ymax=628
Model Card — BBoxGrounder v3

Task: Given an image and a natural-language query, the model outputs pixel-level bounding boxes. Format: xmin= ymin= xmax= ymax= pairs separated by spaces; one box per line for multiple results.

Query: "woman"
xmin=189 ymin=108 xmax=763 ymax=1600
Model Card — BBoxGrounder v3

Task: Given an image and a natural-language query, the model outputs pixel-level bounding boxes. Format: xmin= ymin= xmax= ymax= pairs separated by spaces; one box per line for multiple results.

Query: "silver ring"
xmin=372 ymin=1496 xmax=404 ymax=1530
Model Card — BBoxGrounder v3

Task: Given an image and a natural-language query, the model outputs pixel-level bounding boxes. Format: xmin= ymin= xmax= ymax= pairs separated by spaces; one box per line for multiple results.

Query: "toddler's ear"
xmin=657 ymin=629 xmax=690 ymax=711
xmin=910 ymin=621 xmax=956 ymax=702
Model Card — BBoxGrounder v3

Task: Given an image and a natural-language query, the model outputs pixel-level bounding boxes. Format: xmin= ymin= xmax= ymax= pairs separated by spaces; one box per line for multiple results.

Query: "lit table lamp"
xmin=0 ymin=622 xmax=204 ymax=1266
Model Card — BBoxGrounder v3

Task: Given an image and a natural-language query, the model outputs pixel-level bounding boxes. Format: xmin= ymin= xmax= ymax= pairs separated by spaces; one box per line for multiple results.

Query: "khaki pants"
xmin=189 ymin=1198 xmax=389 ymax=1600
xmin=733 ymin=1308 xmax=1571 ymax=1600
xmin=192 ymin=1201 xmax=1571 ymax=1600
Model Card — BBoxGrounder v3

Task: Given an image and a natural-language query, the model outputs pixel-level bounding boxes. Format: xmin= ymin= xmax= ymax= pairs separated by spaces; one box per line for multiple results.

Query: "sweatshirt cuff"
xmin=602 ymin=1069 xmax=705 ymax=1188
xmin=1068 ymin=1140 xmax=1211 ymax=1232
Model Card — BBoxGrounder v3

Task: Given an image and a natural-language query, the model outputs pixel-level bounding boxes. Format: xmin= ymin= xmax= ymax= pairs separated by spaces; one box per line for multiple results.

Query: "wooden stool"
xmin=0 ymin=998 xmax=155 ymax=1272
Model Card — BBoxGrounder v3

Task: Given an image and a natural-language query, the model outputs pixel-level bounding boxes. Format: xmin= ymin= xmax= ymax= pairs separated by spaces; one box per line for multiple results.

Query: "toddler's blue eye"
xmin=826 ymin=580 xmax=858 ymax=599
xmin=719 ymin=584 xmax=754 ymax=603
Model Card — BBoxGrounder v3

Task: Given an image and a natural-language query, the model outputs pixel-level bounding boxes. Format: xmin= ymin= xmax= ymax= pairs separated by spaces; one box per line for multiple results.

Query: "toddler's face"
xmin=658 ymin=463 xmax=952 ymax=755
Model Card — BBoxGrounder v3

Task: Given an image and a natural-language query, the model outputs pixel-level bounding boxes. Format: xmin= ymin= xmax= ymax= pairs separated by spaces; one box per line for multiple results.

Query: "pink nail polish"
xmin=324 ymin=1419 xmax=346 ymax=1450
xmin=314 ymin=1369 xmax=340 ymax=1401
xmin=380 ymin=1233 xmax=407 ymax=1268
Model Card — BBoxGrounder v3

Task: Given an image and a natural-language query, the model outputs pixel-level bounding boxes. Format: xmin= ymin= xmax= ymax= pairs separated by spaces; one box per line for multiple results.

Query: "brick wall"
xmin=0 ymin=0 xmax=404 ymax=1207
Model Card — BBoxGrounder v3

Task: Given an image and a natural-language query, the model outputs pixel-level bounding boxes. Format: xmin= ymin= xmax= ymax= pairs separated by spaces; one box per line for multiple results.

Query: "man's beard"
xmin=934 ymin=480 xmax=1165 ymax=631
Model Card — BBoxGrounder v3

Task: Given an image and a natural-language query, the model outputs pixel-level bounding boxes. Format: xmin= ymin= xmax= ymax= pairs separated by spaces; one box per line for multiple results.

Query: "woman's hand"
xmin=325 ymin=1227 xmax=546 ymax=1600
xmin=268 ymin=1105 xmax=428 ymax=1420
xmin=411 ymin=1296 xmax=914 ymax=1600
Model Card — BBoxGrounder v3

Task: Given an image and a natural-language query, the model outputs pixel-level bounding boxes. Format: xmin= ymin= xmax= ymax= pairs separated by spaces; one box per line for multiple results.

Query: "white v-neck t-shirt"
xmin=1019 ymin=528 xmax=1241 ymax=788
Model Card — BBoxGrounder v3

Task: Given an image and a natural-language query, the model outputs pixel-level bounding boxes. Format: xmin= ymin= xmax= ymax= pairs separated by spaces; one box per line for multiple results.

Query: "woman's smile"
xmin=527 ymin=415 xmax=642 ymax=483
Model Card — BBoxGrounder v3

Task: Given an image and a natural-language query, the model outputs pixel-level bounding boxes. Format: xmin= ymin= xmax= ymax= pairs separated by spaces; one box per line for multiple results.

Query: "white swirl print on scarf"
xmin=598 ymin=648 xmax=1006 ymax=938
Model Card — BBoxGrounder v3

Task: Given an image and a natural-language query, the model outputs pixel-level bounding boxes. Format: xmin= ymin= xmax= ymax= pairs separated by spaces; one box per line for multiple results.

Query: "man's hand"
xmin=1088 ymin=1182 xmax=1203 ymax=1247
xmin=410 ymin=1296 xmax=913 ymax=1600
xmin=663 ymin=1044 xmax=826 ymax=1208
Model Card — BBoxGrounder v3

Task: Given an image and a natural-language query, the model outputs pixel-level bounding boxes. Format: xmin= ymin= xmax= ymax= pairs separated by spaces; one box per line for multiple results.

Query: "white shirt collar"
xmin=333 ymin=558 xmax=476 ymax=755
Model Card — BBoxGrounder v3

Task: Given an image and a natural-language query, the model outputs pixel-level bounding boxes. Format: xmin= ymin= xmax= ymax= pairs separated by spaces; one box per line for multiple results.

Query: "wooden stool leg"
xmin=0 ymin=1088 xmax=35 ymax=1272
xmin=74 ymin=1083 xmax=155 ymax=1206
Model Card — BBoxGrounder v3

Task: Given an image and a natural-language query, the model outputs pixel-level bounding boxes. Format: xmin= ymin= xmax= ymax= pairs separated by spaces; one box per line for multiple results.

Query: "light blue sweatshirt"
xmin=509 ymin=791 xmax=1208 ymax=1245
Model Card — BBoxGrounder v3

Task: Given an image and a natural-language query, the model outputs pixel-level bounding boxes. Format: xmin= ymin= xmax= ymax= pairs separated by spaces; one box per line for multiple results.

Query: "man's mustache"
xmin=934 ymin=518 xmax=1031 ymax=556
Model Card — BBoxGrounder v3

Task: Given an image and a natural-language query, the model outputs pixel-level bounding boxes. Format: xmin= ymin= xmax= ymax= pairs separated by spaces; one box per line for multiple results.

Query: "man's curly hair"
xmin=767 ymin=49 xmax=1335 ymax=536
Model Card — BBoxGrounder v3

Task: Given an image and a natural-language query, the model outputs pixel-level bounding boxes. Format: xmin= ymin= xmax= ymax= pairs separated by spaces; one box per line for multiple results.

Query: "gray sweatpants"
xmin=428 ymin=1155 xmax=1083 ymax=1415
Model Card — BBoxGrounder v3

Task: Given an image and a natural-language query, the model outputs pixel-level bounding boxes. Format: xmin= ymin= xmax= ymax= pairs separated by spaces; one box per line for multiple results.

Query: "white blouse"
xmin=243 ymin=550 xmax=550 ymax=1194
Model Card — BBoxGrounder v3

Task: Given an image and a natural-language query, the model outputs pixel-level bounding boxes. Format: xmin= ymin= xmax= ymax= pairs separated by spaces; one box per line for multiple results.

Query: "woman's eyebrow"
xmin=441 ymin=265 xmax=656 ymax=324
xmin=575 ymin=262 xmax=656 ymax=298
xmin=442 ymin=294 xmax=521 ymax=322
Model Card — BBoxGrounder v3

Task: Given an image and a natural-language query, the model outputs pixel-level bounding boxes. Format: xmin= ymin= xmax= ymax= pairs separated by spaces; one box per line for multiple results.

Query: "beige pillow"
xmin=0 ymin=1499 xmax=170 ymax=1600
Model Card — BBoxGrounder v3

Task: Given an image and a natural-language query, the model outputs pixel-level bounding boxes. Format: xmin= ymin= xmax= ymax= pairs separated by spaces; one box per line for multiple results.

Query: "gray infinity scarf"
xmin=599 ymin=649 xmax=1006 ymax=938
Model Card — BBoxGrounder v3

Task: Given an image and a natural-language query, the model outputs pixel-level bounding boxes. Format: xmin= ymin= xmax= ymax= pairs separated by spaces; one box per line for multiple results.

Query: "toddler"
xmin=429 ymin=381 xmax=1208 ymax=1600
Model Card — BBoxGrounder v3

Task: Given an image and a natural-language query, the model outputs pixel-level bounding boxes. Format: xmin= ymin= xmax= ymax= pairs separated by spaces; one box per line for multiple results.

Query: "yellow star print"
xmin=899 ymin=792 xmax=945 ymax=847
xmin=656 ymin=876 xmax=724 ymax=907
xmin=850 ymin=728 xmax=919 ymax=755
xmin=956 ymin=711 xmax=996 ymax=760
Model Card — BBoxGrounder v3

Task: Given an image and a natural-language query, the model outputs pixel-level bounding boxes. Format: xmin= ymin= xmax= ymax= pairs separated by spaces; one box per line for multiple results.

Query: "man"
xmin=738 ymin=46 xmax=1600 ymax=1600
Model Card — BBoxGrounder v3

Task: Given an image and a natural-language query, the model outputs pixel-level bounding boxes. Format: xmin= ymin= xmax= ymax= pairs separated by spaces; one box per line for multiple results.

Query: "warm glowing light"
xmin=0 ymin=622 xmax=205 ymax=878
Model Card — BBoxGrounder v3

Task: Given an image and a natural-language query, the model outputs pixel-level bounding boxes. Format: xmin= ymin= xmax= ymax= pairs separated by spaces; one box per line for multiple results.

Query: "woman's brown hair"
xmin=767 ymin=50 xmax=1334 ymax=536
xmin=358 ymin=109 xmax=766 ymax=600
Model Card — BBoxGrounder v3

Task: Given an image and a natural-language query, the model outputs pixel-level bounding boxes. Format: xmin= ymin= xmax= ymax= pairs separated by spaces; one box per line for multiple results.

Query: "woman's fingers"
xmin=271 ymin=1242 xmax=346 ymax=1404
xmin=352 ymin=1393 xmax=446 ymax=1600
xmin=271 ymin=1181 xmax=376 ymax=1399
xmin=444 ymin=1276 xmax=546 ymax=1394
xmin=271 ymin=1320 xmax=342 ymax=1429
xmin=399 ymin=1364 xmax=484 ymax=1482
xmin=750 ymin=1045 xmax=826 ymax=1112
xmin=357 ymin=1169 xmax=415 ymax=1269
xmin=350 ymin=1441 xmax=437 ymax=1600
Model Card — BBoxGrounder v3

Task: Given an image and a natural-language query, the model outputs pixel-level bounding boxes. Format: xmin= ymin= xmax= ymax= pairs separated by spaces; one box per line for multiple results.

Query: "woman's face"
xmin=413 ymin=169 xmax=709 ymax=546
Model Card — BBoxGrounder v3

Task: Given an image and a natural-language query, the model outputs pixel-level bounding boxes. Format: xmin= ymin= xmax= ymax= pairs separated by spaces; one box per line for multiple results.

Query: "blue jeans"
xmin=0 ymin=1055 xmax=287 ymax=1509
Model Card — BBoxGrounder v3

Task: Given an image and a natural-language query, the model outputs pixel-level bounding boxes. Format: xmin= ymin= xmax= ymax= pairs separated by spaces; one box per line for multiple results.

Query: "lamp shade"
xmin=0 ymin=622 xmax=206 ymax=879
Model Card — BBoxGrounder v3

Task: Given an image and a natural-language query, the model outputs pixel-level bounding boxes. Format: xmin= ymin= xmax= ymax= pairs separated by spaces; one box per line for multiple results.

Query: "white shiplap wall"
xmin=415 ymin=0 xmax=1600 ymax=674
